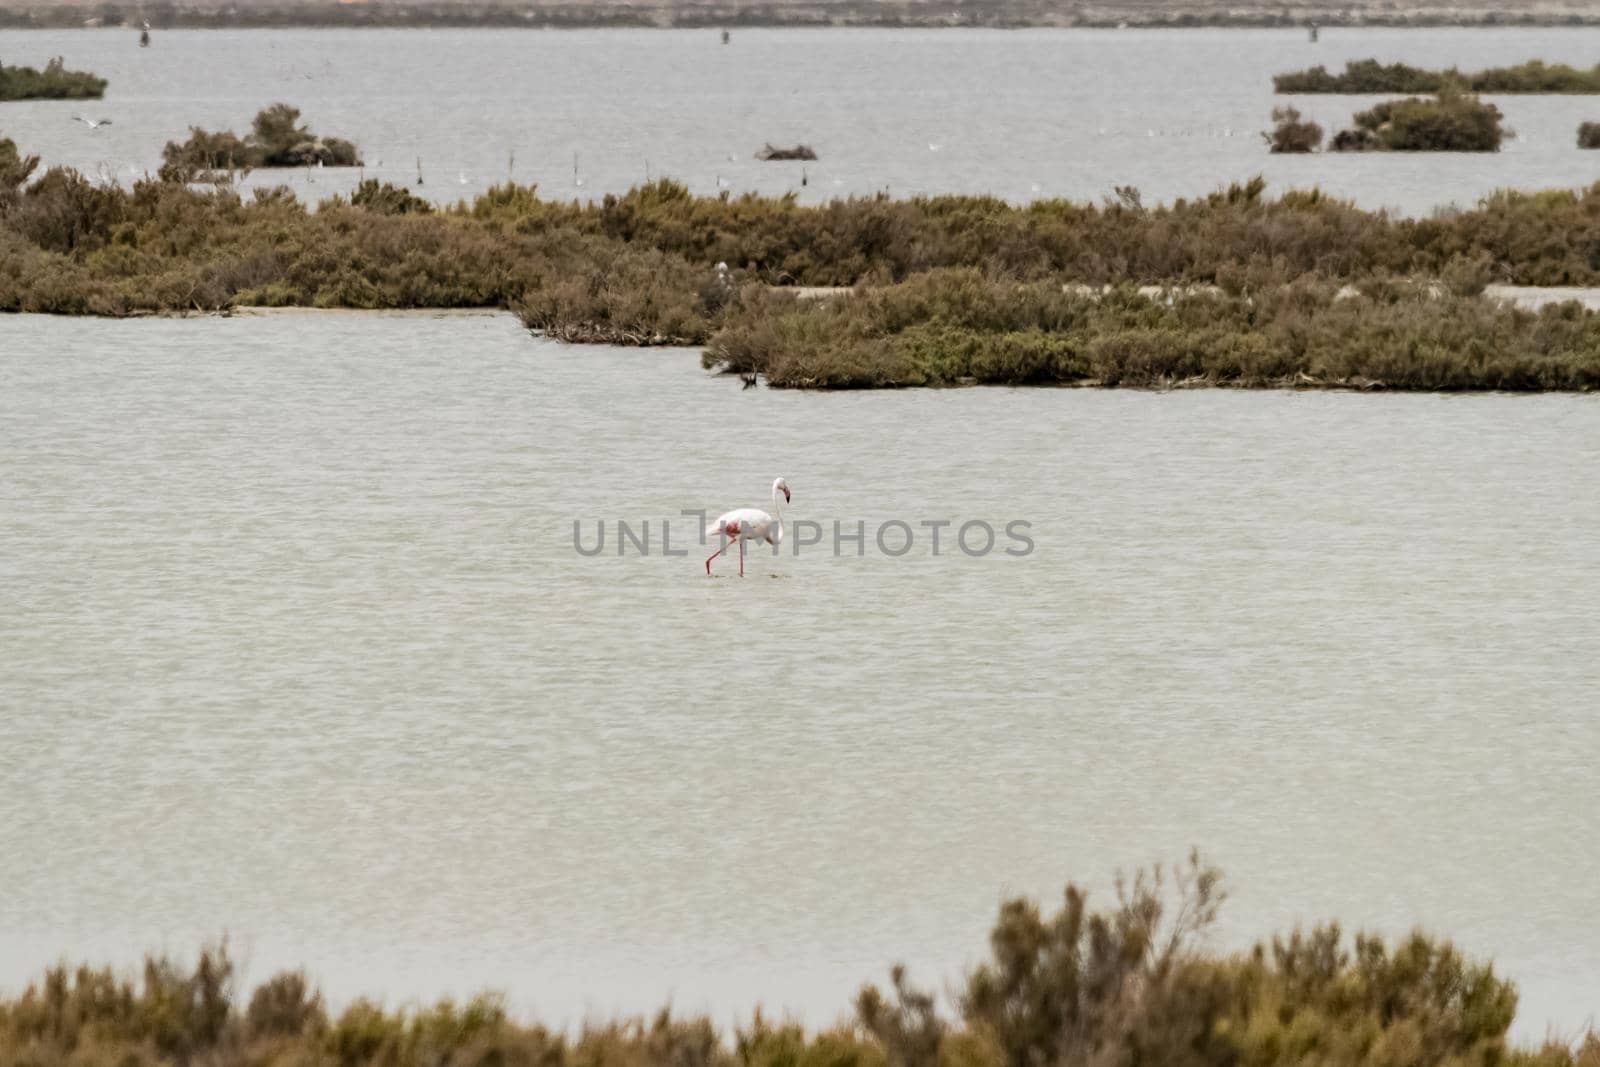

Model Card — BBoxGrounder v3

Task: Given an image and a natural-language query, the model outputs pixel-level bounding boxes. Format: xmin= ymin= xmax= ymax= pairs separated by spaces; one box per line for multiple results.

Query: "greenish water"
xmin=1 ymin=312 xmax=1596 ymax=1034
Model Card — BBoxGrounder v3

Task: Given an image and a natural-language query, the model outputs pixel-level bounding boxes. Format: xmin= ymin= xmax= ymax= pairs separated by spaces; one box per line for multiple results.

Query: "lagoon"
xmin=0 ymin=312 xmax=1597 ymax=1035
xmin=4 ymin=26 xmax=1600 ymax=212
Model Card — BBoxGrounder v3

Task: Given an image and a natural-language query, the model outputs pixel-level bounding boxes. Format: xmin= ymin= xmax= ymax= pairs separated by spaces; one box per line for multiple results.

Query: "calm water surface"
xmin=2 ymin=27 xmax=1600 ymax=211
xmin=1 ymin=313 xmax=1597 ymax=1034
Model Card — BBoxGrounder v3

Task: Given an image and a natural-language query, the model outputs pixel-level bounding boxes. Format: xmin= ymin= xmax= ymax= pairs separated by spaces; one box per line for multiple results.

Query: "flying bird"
xmin=705 ymin=478 xmax=790 ymax=577
xmin=73 ymin=116 xmax=113 ymax=129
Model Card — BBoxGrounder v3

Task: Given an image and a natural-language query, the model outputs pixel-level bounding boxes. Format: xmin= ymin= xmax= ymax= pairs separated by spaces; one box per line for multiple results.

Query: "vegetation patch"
xmin=755 ymin=143 xmax=818 ymax=161
xmin=0 ymin=57 xmax=107 ymax=100
xmin=160 ymin=103 xmax=362 ymax=181
xmin=8 ymin=143 xmax=1600 ymax=388
xmin=2 ymin=856 xmax=1599 ymax=1067
xmin=702 ymin=269 xmax=1600 ymax=390
xmin=1580 ymin=122 xmax=1600 ymax=148
xmin=1262 ymin=106 xmax=1322 ymax=152
xmin=1329 ymin=91 xmax=1504 ymax=151
xmin=1276 ymin=58 xmax=1600 ymax=94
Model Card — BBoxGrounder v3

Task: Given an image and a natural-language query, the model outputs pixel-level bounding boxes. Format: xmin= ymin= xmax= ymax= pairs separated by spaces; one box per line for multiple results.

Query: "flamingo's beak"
xmin=783 ymin=487 xmax=791 ymax=503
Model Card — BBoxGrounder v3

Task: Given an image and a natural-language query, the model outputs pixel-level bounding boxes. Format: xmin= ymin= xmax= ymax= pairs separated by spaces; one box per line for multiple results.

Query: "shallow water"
xmin=2 ymin=26 xmax=1600 ymax=212
xmin=1 ymin=313 xmax=1597 ymax=1034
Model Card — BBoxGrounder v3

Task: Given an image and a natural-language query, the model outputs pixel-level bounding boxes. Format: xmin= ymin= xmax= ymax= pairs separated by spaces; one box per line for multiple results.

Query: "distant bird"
xmin=1030 ymin=182 xmax=1041 ymax=193
xmin=717 ymin=175 xmax=730 ymax=188
xmin=73 ymin=115 xmax=112 ymax=129
xmin=705 ymin=478 xmax=790 ymax=577
xmin=458 ymin=171 xmax=469 ymax=185
xmin=928 ymin=142 xmax=942 ymax=151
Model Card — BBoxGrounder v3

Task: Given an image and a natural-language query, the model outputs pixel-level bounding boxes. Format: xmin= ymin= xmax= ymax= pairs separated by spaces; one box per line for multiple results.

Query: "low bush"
xmin=1262 ymin=107 xmax=1322 ymax=152
xmin=0 ymin=56 xmax=106 ymax=99
xmin=1276 ymin=58 xmax=1600 ymax=94
xmin=702 ymin=269 xmax=1600 ymax=390
xmin=161 ymin=103 xmax=362 ymax=180
xmin=3 ymin=858 xmax=1599 ymax=1067
xmin=1331 ymin=91 xmax=1504 ymax=152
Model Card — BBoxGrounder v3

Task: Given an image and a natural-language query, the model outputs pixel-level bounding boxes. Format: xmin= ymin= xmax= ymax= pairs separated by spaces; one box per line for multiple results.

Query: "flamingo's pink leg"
xmin=706 ymin=522 xmax=744 ymax=575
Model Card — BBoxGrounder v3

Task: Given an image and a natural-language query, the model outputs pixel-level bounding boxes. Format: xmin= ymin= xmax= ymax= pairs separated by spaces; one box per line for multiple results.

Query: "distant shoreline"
xmin=5 ymin=2 xmax=1600 ymax=30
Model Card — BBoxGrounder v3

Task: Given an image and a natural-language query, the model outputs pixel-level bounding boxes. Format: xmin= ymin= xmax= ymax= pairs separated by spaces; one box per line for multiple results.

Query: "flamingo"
xmin=705 ymin=478 xmax=790 ymax=577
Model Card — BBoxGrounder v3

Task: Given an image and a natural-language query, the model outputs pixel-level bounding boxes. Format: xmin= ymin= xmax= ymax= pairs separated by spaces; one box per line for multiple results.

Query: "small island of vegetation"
xmin=2 ymin=856 xmax=1598 ymax=1067
xmin=1580 ymin=122 xmax=1600 ymax=148
xmin=756 ymin=143 xmax=818 ymax=161
xmin=160 ymin=103 xmax=361 ymax=181
xmin=5 ymin=135 xmax=1600 ymax=389
xmin=1262 ymin=106 xmax=1322 ymax=152
xmin=1275 ymin=58 xmax=1600 ymax=94
xmin=0 ymin=57 xmax=107 ymax=101
xmin=1329 ymin=91 xmax=1504 ymax=152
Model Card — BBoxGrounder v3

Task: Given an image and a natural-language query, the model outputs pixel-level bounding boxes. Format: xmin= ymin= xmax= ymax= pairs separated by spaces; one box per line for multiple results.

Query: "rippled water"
xmin=2 ymin=312 xmax=1598 ymax=1034
xmin=2 ymin=26 xmax=1600 ymax=212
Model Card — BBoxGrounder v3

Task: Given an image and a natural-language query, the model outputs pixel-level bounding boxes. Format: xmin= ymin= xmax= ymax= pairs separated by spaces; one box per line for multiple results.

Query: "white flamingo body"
xmin=707 ymin=506 xmax=781 ymax=543
xmin=705 ymin=478 xmax=789 ymax=576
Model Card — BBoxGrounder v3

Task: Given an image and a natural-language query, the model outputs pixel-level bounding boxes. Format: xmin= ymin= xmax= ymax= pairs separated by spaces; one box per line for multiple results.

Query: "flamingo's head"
xmin=774 ymin=477 xmax=791 ymax=505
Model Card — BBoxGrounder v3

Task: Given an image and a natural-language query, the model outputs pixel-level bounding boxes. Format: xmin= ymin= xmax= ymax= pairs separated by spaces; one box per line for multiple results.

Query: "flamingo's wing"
xmin=709 ymin=507 xmax=772 ymax=538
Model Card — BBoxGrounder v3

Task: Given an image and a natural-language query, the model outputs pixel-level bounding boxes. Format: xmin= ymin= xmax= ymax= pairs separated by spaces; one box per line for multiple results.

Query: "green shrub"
xmin=1331 ymin=91 xmax=1504 ymax=152
xmin=0 ymin=56 xmax=106 ymax=99
xmin=162 ymin=103 xmax=363 ymax=178
xmin=1579 ymin=122 xmax=1600 ymax=148
xmin=1275 ymin=59 xmax=1448 ymax=94
xmin=349 ymin=179 xmax=434 ymax=215
xmin=0 ymin=137 xmax=40 ymax=206
xmin=1 ymin=865 xmax=1597 ymax=1067
xmin=246 ymin=970 xmax=328 ymax=1040
xmin=703 ymin=269 xmax=1600 ymax=390
xmin=1276 ymin=59 xmax=1600 ymax=94
xmin=1262 ymin=107 xmax=1322 ymax=152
